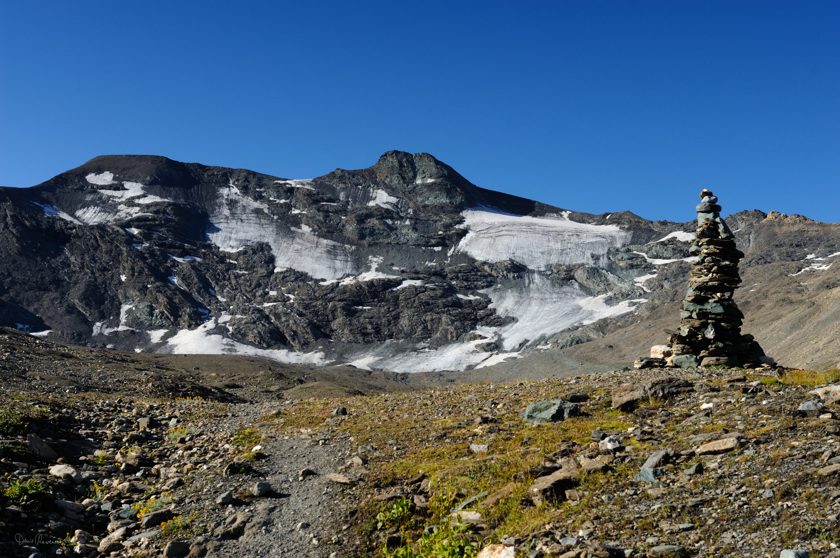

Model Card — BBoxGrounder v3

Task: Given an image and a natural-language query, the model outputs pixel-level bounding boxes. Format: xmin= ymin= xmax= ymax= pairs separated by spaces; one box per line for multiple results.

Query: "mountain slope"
xmin=1 ymin=152 xmax=838 ymax=372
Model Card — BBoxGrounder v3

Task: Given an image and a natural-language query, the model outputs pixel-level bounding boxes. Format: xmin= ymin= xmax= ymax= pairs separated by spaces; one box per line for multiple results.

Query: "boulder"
xmin=521 ymin=400 xmax=580 ymax=424
xmin=611 ymin=377 xmax=694 ymax=411
xmin=528 ymin=469 xmax=580 ymax=506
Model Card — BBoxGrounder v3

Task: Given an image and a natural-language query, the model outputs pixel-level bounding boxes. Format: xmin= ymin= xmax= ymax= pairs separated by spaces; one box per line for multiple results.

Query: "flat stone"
xmin=695 ymin=437 xmax=740 ymax=455
xmin=521 ymin=400 xmax=580 ymax=424
xmin=529 ymin=469 xmax=580 ymax=506
xmin=818 ymin=463 xmax=840 ymax=476
xmin=672 ymin=354 xmax=699 ymax=368
xmin=578 ymin=456 xmax=608 ymax=473
xmin=798 ymin=400 xmax=825 ymax=416
xmin=611 ymin=378 xmax=694 ymax=411
xmin=650 ymin=345 xmax=672 ymax=358
xmin=326 ymin=473 xmax=358 ymax=485
xmin=450 ymin=510 xmax=483 ymax=524
xmin=641 ymin=449 xmax=673 ymax=470
xmin=650 ymin=545 xmax=687 ymax=556
xmin=634 ymin=357 xmax=667 ymax=369
xmin=633 ymin=468 xmax=665 ymax=483
xmin=49 ymin=464 xmax=83 ymax=483
xmin=683 ymin=462 xmax=703 ymax=476
xmin=476 ymin=545 xmax=515 ymax=558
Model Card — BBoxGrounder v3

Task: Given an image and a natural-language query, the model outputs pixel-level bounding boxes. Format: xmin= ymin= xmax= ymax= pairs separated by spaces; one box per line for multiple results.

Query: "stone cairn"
xmin=639 ymin=189 xmax=772 ymax=369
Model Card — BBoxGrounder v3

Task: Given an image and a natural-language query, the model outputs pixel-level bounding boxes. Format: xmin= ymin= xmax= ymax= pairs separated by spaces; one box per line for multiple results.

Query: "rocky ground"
xmin=2 ymin=328 xmax=840 ymax=558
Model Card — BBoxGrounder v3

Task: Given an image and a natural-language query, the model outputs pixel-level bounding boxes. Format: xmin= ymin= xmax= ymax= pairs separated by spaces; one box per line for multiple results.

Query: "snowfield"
xmin=206 ymin=181 xmax=356 ymax=280
xmin=455 ymin=209 xmax=631 ymax=269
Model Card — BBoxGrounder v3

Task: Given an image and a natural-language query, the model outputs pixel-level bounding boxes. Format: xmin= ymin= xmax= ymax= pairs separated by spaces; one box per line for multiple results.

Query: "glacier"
xmin=455 ymin=209 xmax=631 ymax=269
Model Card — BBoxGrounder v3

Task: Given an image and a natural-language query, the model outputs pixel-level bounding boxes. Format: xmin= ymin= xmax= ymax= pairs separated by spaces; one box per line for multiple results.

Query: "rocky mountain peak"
xmin=324 ymin=150 xmax=486 ymax=211
xmin=38 ymin=155 xmax=202 ymax=193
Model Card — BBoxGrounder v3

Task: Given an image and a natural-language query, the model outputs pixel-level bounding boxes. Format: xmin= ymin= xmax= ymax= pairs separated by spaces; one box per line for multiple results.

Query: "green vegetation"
xmin=3 ymin=478 xmax=51 ymax=503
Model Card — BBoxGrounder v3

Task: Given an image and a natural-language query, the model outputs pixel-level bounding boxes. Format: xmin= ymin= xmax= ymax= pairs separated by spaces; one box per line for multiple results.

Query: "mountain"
xmin=1 ymin=152 xmax=839 ymax=373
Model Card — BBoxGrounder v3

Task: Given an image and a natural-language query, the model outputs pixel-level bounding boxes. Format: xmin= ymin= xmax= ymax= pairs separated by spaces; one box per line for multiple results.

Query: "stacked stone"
xmin=642 ymin=189 xmax=770 ymax=369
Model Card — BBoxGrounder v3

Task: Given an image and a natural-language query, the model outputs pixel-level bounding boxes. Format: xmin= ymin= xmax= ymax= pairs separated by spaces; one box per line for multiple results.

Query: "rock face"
xmin=1 ymin=154 xmax=839 ymax=373
xmin=644 ymin=189 xmax=770 ymax=368
xmin=0 ymin=151 xmax=683 ymax=372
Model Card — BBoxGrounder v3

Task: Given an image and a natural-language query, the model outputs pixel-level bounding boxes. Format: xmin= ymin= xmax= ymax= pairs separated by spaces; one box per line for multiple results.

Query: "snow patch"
xmin=169 ymin=254 xmax=203 ymax=263
xmin=162 ymin=316 xmax=327 ymax=365
xmin=484 ymin=274 xmax=643 ymax=351
xmin=207 ymin=181 xmax=354 ymax=280
xmin=634 ymin=273 xmax=658 ymax=292
xmin=147 ymin=329 xmax=169 ymax=343
xmin=86 ymin=172 xmax=115 ymax=185
xmin=74 ymin=205 xmax=146 ymax=225
xmin=275 ymin=179 xmax=315 ymax=191
xmin=456 ymin=209 xmax=630 ymax=269
xmin=393 ymin=280 xmax=424 ymax=290
xmin=320 ymin=256 xmax=398 ymax=286
xmin=633 ymin=251 xmax=695 ymax=266
xmin=93 ymin=303 xmax=136 ymax=335
xmin=368 ymin=189 xmax=399 ymax=209
xmin=654 ymin=231 xmax=695 ymax=243
xmin=31 ymin=202 xmax=82 ymax=224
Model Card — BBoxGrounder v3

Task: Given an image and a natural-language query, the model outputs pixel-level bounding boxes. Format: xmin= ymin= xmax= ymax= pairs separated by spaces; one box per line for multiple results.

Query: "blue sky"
xmin=1 ymin=1 xmax=838 ymax=223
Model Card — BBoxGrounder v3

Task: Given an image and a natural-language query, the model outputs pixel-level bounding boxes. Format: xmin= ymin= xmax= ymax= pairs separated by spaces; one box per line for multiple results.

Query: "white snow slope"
xmin=455 ymin=209 xmax=631 ymax=268
xmin=206 ymin=181 xmax=356 ymax=280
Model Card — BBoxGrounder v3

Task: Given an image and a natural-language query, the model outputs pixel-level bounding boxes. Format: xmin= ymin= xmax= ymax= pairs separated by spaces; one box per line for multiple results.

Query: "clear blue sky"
xmin=1 ymin=1 xmax=838 ymax=223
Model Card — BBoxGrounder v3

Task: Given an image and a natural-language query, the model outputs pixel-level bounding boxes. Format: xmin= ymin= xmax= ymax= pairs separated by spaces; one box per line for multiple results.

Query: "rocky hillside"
xmin=1 ymin=328 xmax=839 ymax=557
xmin=1 ymin=152 xmax=839 ymax=373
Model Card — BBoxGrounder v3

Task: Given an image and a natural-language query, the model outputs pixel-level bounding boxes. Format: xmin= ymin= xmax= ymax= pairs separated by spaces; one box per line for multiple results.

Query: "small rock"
xmin=252 ymin=482 xmax=272 ymax=497
xmin=215 ymin=491 xmax=236 ymax=505
xmin=141 ymin=508 xmax=174 ymax=528
xmin=298 ymin=468 xmax=317 ymax=480
xmin=223 ymin=461 xmax=254 ymax=476
xmin=780 ymin=551 xmax=810 ymax=558
xmin=683 ymin=462 xmax=703 ymax=476
xmin=49 ymin=464 xmax=83 ymax=483
xmin=470 ymin=444 xmax=489 ymax=454
xmin=476 ymin=544 xmax=515 ymax=558
xmin=633 ymin=468 xmax=665 ymax=483
xmin=326 ymin=473 xmax=357 ymax=485
xmin=528 ymin=469 xmax=580 ymax=506
xmin=332 ymin=407 xmax=347 ymax=416
xmin=163 ymin=540 xmax=191 ymax=558
xmin=450 ymin=510 xmax=483 ymax=524
xmin=578 ymin=456 xmax=608 ymax=473
xmin=695 ymin=437 xmax=740 ymax=455
xmin=818 ymin=463 xmax=840 ymax=476
xmin=598 ymin=436 xmax=622 ymax=452
xmin=650 ymin=545 xmax=687 ymax=556
xmin=798 ymin=400 xmax=825 ymax=416
xmin=641 ymin=449 xmax=673 ymax=470
xmin=26 ymin=434 xmax=58 ymax=461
